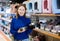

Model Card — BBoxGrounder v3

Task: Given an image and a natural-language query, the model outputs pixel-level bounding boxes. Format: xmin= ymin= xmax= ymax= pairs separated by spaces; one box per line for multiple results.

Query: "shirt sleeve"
xmin=10 ymin=18 xmax=17 ymax=35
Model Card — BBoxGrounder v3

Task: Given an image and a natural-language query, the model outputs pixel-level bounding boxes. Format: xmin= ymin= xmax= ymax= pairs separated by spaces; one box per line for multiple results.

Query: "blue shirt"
xmin=10 ymin=16 xmax=32 ymax=40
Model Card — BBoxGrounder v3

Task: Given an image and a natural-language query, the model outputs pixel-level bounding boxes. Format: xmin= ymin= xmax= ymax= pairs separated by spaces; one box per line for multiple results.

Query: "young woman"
xmin=10 ymin=4 xmax=32 ymax=41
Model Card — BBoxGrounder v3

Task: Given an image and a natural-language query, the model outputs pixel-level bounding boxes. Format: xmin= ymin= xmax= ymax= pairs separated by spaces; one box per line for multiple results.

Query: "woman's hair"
xmin=15 ymin=4 xmax=27 ymax=19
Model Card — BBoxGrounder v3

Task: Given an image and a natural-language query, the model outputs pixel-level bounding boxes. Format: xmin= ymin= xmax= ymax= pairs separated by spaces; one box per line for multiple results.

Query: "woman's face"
xmin=18 ymin=6 xmax=26 ymax=16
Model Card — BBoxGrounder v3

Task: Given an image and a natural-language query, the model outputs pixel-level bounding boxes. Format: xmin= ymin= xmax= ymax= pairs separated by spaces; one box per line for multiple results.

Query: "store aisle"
xmin=0 ymin=30 xmax=11 ymax=41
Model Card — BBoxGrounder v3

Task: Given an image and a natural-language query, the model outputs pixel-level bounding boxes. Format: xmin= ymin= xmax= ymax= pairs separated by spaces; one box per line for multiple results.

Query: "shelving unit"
xmin=0 ymin=13 xmax=12 ymax=41
xmin=31 ymin=14 xmax=60 ymax=16
xmin=34 ymin=29 xmax=60 ymax=39
xmin=0 ymin=17 xmax=11 ymax=23
xmin=31 ymin=13 xmax=60 ymax=41
xmin=0 ymin=23 xmax=10 ymax=30
xmin=0 ymin=14 xmax=11 ymax=30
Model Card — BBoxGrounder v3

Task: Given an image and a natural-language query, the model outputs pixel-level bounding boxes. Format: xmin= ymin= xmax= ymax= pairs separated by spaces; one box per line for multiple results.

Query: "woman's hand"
xmin=17 ymin=28 xmax=26 ymax=33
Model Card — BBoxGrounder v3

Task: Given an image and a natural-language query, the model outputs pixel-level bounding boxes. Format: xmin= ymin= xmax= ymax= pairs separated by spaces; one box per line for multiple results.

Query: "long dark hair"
xmin=16 ymin=4 xmax=27 ymax=19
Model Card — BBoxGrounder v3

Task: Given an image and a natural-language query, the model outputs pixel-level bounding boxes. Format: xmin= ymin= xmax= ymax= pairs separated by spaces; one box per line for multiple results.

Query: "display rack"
xmin=0 ymin=23 xmax=10 ymax=30
xmin=0 ymin=14 xmax=12 ymax=41
xmin=31 ymin=14 xmax=60 ymax=40
xmin=0 ymin=17 xmax=11 ymax=23
xmin=31 ymin=14 xmax=60 ymax=16
xmin=0 ymin=14 xmax=11 ymax=30
xmin=34 ymin=29 xmax=60 ymax=39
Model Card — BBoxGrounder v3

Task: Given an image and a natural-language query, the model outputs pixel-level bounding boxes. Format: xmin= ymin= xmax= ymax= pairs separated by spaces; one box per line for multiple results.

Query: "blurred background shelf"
xmin=0 ymin=23 xmax=10 ymax=30
xmin=0 ymin=17 xmax=11 ymax=23
xmin=34 ymin=29 xmax=60 ymax=39
xmin=31 ymin=14 xmax=60 ymax=16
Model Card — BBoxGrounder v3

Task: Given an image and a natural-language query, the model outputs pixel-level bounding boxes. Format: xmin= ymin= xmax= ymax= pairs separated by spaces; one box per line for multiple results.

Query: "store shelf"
xmin=0 ymin=17 xmax=11 ymax=23
xmin=34 ymin=29 xmax=60 ymax=39
xmin=0 ymin=30 xmax=11 ymax=41
xmin=31 ymin=14 xmax=60 ymax=16
xmin=0 ymin=23 xmax=10 ymax=30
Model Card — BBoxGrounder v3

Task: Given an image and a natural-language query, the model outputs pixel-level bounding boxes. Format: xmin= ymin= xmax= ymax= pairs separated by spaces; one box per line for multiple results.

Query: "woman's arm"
xmin=10 ymin=19 xmax=17 ymax=35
